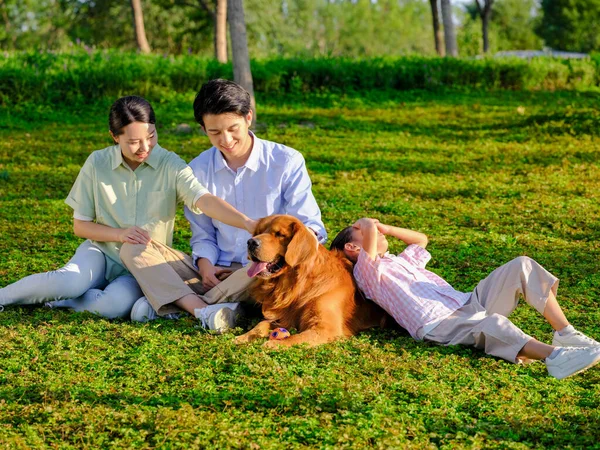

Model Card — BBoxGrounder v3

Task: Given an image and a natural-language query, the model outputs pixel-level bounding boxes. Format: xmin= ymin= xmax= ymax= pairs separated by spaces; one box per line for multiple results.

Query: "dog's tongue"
xmin=247 ymin=261 xmax=269 ymax=278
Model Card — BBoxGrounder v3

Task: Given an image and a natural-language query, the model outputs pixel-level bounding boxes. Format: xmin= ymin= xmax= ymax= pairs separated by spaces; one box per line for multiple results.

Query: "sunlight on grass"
xmin=1 ymin=90 xmax=599 ymax=448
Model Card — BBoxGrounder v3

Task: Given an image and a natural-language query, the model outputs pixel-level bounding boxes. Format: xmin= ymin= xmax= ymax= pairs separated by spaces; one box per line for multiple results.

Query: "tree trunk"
xmin=440 ymin=0 xmax=457 ymax=57
xmin=429 ymin=0 xmax=445 ymax=56
xmin=475 ymin=0 xmax=494 ymax=54
xmin=216 ymin=0 xmax=228 ymax=63
xmin=130 ymin=0 xmax=151 ymax=53
xmin=228 ymin=0 xmax=256 ymax=123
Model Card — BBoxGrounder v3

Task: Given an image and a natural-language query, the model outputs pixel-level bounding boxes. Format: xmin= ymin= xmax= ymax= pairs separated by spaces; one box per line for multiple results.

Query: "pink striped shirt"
xmin=353 ymin=245 xmax=470 ymax=339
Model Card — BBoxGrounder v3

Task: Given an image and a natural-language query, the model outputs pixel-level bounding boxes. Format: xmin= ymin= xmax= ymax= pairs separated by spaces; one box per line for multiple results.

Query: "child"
xmin=330 ymin=218 xmax=600 ymax=379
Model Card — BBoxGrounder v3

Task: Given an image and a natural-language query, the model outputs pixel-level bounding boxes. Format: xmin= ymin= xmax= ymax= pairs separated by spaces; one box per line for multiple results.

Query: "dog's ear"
xmin=285 ymin=222 xmax=319 ymax=268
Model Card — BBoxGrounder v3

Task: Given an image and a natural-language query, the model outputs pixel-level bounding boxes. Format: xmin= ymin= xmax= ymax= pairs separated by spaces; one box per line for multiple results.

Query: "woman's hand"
xmin=245 ymin=218 xmax=258 ymax=235
xmin=118 ymin=226 xmax=151 ymax=245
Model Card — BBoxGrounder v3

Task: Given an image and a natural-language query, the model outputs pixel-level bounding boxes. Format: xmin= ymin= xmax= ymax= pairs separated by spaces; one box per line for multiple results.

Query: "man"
xmin=130 ymin=79 xmax=326 ymax=331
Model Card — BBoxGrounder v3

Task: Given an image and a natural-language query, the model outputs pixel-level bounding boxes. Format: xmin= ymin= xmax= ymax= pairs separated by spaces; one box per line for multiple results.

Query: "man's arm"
xmin=185 ymin=206 xmax=225 ymax=290
xmin=282 ymin=153 xmax=327 ymax=243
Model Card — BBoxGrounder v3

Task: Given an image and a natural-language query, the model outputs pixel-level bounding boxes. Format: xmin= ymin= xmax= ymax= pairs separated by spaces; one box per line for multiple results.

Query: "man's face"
xmin=112 ymin=121 xmax=157 ymax=170
xmin=202 ymin=112 xmax=253 ymax=163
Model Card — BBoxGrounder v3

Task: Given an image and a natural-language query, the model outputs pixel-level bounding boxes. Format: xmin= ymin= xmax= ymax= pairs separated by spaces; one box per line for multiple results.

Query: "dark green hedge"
xmin=1 ymin=50 xmax=598 ymax=105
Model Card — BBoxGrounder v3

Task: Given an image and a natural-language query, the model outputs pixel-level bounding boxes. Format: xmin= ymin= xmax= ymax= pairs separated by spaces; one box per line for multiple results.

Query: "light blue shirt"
xmin=185 ymin=132 xmax=327 ymax=267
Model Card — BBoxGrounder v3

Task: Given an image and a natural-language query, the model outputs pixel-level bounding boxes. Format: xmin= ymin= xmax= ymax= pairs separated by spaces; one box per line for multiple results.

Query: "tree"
xmin=228 ymin=0 xmax=256 ymax=122
xmin=474 ymin=0 xmax=493 ymax=53
xmin=215 ymin=0 xmax=227 ymax=62
xmin=195 ymin=0 xmax=228 ymax=62
xmin=130 ymin=0 xmax=151 ymax=53
xmin=441 ymin=0 xmax=458 ymax=56
xmin=537 ymin=0 xmax=600 ymax=53
xmin=493 ymin=0 xmax=542 ymax=51
xmin=429 ymin=0 xmax=445 ymax=56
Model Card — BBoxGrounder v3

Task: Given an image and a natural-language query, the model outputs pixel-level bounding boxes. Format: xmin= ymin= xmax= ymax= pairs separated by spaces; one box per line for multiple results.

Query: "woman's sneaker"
xmin=546 ymin=346 xmax=600 ymax=380
xmin=552 ymin=327 xmax=600 ymax=348
xmin=194 ymin=303 xmax=240 ymax=333
xmin=130 ymin=297 xmax=181 ymax=323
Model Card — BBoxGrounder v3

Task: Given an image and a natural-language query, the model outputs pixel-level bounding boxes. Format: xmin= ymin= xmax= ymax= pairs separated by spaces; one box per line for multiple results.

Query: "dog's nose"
xmin=247 ymin=238 xmax=260 ymax=252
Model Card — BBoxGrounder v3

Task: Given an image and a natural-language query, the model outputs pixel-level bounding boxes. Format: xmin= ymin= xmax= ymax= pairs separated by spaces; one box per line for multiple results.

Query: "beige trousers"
xmin=423 ymin=256 xmax=559 ymax=363
xmin=119 ymin=241 xmax=253 ymax=316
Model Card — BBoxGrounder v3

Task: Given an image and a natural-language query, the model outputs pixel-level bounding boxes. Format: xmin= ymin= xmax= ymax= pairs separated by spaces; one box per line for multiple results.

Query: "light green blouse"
xmin=65 ymin=144 xmax=208 ymax=281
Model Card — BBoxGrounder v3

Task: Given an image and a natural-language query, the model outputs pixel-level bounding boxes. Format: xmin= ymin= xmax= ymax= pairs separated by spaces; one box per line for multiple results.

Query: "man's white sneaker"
xmin=194 ymin=303 xmax=240 ymax=333
xmin=552 ymin=329 xmax=600 ymax=348
xmin=130 ymin=297 xmax=181 ymax=323
xmin=546 ymin=346 xmax=600 ymax=380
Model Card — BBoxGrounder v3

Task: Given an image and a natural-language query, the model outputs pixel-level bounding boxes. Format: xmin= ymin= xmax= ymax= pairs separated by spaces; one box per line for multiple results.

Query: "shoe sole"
xmin=212 ymin=307 xmax=238 ymax=333
xmin=553 ymin=352 xmax=600 ymax=380
xmin=552 ymin=338 xmax=600 ymax=348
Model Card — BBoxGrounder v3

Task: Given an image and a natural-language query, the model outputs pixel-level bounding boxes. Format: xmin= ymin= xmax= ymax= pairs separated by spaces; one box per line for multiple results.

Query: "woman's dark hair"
xmin=193 ymin=79 xmax=251 ymax=127
xmin=109 ymin=96 xmax=156 ymax=137
xmin=329 ymin=226 xmax=355 ymax=252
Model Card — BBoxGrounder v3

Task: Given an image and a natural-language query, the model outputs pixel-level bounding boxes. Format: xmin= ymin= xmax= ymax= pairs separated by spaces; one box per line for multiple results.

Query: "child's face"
xmin=346 ymin=227 xmax=389 ymax=259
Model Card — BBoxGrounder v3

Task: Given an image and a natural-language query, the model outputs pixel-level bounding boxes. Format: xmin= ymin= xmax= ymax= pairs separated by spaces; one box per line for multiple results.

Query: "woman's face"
xmin=111 ymin=122 xmax=157 ymax=170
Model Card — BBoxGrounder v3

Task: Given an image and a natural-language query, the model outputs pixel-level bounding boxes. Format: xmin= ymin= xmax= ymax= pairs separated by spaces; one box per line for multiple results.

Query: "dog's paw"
xmin=262 ymin=339 xmax=283 ymax=350
xmin=234 ymin=334 xmax=253 ymax=345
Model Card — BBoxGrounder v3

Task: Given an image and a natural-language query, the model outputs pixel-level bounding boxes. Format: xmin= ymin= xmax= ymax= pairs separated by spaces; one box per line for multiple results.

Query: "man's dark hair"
xmin=109 ymin=96 xmax=155 ymax=136
xmin=193 ymin=79 xmax=252 ymax=127
xmin=329 ymin=226 xmax=355 ymax=252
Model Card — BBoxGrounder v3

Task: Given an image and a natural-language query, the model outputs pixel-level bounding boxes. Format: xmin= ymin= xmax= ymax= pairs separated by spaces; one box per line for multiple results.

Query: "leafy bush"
xmin=0 ymin=50 xmax=598 ymax=106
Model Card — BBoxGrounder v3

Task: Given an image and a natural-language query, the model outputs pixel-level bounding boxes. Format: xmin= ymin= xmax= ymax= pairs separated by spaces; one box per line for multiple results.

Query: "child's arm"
xmin=377 ymin=221 xmax=428 ymax=248
xmin=352 ymin=218 xmax=379 ymax=260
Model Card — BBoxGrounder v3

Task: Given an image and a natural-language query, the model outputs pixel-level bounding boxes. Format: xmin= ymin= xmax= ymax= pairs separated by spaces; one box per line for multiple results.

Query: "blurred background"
xmin=0 ymin=0 xmax=596 ymax=58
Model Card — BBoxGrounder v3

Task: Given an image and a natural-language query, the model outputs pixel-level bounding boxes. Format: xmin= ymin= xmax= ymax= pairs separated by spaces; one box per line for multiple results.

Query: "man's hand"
xmin=118 ymin=226 xmax=151 ymax=245
xmin=197 ymin=258 xmax=223 ymax=290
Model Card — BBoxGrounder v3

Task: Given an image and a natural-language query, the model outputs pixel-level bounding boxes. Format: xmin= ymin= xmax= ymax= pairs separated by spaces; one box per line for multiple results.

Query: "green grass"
xmin=1 ymin=89 xmax=600 ymax=449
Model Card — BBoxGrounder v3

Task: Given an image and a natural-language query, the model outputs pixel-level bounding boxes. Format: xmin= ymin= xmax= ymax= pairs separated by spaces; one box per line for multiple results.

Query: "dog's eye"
xmin=274 ymin=231 xmax=284 ymax=238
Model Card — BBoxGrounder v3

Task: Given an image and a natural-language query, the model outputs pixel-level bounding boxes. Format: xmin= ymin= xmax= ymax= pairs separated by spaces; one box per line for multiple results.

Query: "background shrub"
xmin=0 ymin=50 xmax=598 ymax=106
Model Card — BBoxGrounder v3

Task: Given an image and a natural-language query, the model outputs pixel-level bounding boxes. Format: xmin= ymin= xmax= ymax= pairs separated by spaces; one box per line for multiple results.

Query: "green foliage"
xmin=538 ymin=0 xmax=600 ymax=53
xmin=2 ymin=90 xmax=600 ymax=447
xmin=1 ymin=51 xmax=599 ymax=108
xmin=458 ymin=0 xmax=544 ymax=56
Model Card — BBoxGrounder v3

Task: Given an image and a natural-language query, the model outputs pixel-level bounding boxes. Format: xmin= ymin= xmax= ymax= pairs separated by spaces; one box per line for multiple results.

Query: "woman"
xmin=0 ymin=96 xmax=255 ymax=327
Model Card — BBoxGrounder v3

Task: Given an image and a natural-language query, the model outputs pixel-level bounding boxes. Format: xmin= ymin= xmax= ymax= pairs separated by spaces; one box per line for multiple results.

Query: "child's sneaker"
xmin=552 ymin=327 xmax=600 ymax=348
xmin=195 ymin=303 xmax=240 ymax=333
xmin=546 ymin=346 xmax=600 ymax=380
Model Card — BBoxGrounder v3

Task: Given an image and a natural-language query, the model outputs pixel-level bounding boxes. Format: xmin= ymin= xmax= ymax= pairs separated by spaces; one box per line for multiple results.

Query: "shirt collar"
xmin=213 ymin=131 xmax=261 ymax=173
xmin=111 ymin=144 xmax=161 ymax=170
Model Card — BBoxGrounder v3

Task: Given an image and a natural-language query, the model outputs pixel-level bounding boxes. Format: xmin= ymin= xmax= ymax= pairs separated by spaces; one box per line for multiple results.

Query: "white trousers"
xmin=0 ymin=240 xmax=142 ymax=319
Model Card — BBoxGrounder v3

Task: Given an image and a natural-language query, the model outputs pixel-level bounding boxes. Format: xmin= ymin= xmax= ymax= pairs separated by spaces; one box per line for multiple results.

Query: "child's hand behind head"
xmin=352 ymin=218 xmax=379 ymax=231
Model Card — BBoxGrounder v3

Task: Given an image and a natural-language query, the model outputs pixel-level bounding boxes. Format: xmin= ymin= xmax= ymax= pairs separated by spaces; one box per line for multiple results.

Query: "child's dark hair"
xmin=193 ymin=79 xmax=252 ymax=127
xmin=109 ymin=96 xmax=155 ymax=137
xmin=330 ymin=226 xmax=355 ymax=252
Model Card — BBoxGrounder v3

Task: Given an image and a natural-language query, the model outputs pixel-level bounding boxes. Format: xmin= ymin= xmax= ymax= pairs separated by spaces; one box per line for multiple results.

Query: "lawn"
xmin=1 ymin=89 xmax=599 ymax=449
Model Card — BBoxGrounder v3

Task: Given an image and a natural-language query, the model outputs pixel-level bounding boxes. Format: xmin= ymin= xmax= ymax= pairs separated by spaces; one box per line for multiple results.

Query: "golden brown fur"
xmin=235 ymin=215 xmax=389 ymax=348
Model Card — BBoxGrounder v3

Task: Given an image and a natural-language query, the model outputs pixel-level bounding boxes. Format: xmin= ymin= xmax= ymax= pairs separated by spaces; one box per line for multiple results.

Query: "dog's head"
xmin=246 ymin=215 xmax=319 ymax=279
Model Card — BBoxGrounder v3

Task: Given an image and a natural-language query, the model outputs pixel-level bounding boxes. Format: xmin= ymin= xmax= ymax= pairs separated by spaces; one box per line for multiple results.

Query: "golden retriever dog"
xmin=235 ymin=214 xmax=389 ymax=348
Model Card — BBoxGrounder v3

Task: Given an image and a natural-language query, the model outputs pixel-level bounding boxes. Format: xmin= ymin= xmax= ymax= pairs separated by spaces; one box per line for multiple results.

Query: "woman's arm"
xmin=195 ymin=193 xmax=257 ymax=234
xmin=73 ymin=219 xmax=151 ymax=244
